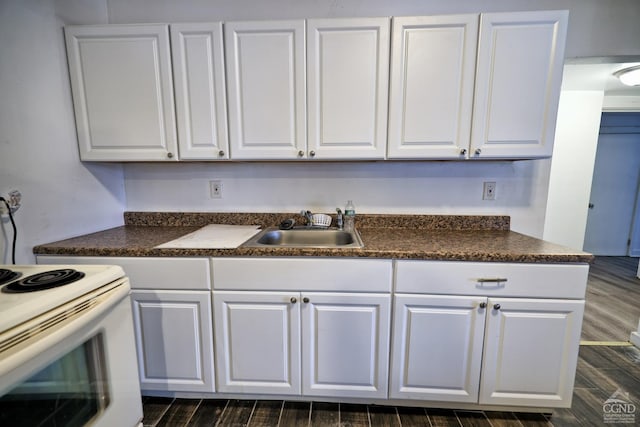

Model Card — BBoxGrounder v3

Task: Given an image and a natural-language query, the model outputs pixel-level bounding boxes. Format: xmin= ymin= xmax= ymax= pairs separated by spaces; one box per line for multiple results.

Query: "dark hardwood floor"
xmin=143 ymin=256 xmax=640 ymax=426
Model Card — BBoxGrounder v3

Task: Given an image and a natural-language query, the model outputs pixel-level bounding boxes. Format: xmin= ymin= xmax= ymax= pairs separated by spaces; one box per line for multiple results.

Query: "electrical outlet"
xmin=483 ymin=182 xmax=496 ymax=200
xmin=209 ymin=180 xmax=222 ymax=199
xmin=0 ymin=190 xmax=21 ymax=214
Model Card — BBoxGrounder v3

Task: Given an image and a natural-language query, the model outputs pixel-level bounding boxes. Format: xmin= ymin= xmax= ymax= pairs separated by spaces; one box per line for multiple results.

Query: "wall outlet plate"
xmin=209 ymin=180 xmax=222 ymax=199
xmin=483 ymin=182 xmax=496 ymax=200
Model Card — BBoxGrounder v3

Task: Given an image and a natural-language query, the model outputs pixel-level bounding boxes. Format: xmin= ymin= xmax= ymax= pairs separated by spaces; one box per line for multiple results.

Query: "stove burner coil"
xmin=2 ymin=269 xmax=85 ymax=293
xmin=0 ymin=269 xmax=21 ymax=286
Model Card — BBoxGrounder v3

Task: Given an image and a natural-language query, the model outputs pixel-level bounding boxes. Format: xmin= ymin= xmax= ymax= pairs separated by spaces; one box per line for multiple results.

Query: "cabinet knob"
xmin=298 ymin=150 xmax=304 ymax=157
xmin=218 ymin=150 xmax=225 ymax=157
xmin=290 ymin=297 xmax=297 ymax=304
xmin=303 ymin=297 xmax=310 ymax=303
xmin=493 ymin=303 xmax=501 ymax=310
xmin=460 ymin=148 xmax=467 ymax=155
xmin=309 ymin=151 xmax=316 ymax=157
xmin=479 ymin=302 xmax=487 ymax=309
xmin=475 ymin=148 xmax=481 ymax=155
xmin=167 ymin=152 xmax=174 ymax=159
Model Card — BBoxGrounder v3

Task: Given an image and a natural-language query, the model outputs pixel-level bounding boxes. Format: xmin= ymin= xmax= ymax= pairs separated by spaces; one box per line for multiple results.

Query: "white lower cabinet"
xmin=391 ymin=260 xmax=588 ymax=409
xmin=211 ymin=258 xmax=393 ymax=399
xmin=131 ymin=290 xmax=215 ymax=392
xmin=301 ymin=292 xmax=390 ymax=398
xmin=479 ymin=297 xmax=584 ymax=407
xmin=213 ymin=291 xmax=301 ymax=395
xmin=213 ymin=290 xmax=391 ymax=399
xmin=391 ymin=294 xmax=584 ymax=407
xmin=390 ymin=294 xmax=486 ymax=403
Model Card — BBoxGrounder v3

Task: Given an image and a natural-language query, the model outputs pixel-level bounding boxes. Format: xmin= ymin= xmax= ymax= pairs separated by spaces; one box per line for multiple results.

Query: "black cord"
xmin=0 ymin=197 xmax=17 ymax=264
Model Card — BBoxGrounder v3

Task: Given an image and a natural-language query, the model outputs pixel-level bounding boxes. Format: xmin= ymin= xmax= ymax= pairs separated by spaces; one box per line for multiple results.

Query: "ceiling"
xmin=562 ymin=60 xmax=640 ymax=96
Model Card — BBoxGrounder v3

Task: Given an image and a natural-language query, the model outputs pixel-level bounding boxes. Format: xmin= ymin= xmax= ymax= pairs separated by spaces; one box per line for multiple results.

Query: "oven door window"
xmin=0 ymin=333 xmax=109 ymax=427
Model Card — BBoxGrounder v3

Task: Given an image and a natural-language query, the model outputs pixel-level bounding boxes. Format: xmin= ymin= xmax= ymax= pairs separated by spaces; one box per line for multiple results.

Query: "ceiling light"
xmin=613 ymin=65 xmax=640 ymax=86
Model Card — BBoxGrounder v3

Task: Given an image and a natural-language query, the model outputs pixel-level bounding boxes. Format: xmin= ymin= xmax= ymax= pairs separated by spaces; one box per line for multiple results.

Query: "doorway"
xmin=584 ymin=113 xmax=640 ymax=255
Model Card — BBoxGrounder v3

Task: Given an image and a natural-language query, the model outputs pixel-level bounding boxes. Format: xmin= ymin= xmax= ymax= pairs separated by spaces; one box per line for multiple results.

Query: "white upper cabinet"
xmin=307 ymin=18 xmax=390 ymax=160
xmin=225 ymin=20 xmax=307 ymax=159
xmin=65 ymin=25 xmax=178 ymax=161
xmin=388 ymin=15 xmax=479 ymax=159
xmin=470 ymin=10 xmax=568 ymax=159
xmin=170 ymin=23 xmax=229 ymax=160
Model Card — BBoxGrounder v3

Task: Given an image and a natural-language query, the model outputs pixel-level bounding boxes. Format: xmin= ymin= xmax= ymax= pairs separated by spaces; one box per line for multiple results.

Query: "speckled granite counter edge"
xmin=124 ymin=212 xmax=510 ymax=230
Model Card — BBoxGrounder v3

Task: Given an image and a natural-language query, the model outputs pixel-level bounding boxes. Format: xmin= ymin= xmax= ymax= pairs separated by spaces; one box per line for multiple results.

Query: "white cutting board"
xmin=155 ymin=224 xmax=261 ymax=249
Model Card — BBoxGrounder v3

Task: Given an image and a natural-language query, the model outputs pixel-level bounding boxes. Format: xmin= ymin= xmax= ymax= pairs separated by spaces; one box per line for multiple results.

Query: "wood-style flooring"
xmin=581 ymin=256 xmax=640 ymax=342
xmin=143 ymin=256 xmax=640 ymax=426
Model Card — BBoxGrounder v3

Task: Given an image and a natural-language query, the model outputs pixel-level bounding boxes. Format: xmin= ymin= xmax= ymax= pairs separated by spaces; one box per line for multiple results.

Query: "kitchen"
xmin=1 ymin=0 xmax=640 ymax=426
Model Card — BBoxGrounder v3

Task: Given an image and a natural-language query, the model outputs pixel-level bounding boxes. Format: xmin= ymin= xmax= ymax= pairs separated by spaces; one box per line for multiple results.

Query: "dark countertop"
xmin=33 ymin=212 xmax=593 ymax=263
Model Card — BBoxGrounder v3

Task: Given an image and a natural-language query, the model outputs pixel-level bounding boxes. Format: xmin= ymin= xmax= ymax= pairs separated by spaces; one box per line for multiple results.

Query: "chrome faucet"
xmin=335 ymin=208 xmax=343 ymax=230
xmin=300 ymin=210 xmax=313 ymax=227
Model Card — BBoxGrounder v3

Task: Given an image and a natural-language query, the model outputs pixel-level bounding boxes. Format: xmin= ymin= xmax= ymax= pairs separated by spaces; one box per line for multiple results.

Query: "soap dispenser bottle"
xmin=344 ymin=200 xmax=356 ymax=231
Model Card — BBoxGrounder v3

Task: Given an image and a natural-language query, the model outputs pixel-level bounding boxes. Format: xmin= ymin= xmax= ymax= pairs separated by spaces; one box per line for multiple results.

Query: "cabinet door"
xmin=213 ymin=291 xmax=301 ymax=395
xmin=470 ymin=11 xmax=568 ymax=159
xmin=307 ymin=18 xmax=390 ymax=159
xmin=171 ymin=23 xmax=229 ymax=160
xmin=480 ymin=298 xmax=584 ymax=407
xmin=65 ymin=25 xmax=178 ymax=161
xmin=301 ymin=292 xmax=391 ymax=399
xmin=130 ymin=290 xmax=215 ymax=392
xmin=388 ymin=15 xmax=478 ymax=159
xmin=390 ymin=294 xmax=486 ymax=403
xmin=225 ymin=20 xmax=306 ymax=159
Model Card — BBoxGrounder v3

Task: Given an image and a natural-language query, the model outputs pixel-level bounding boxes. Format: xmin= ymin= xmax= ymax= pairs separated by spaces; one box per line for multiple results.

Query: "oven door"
xmin=0 ymin=278 xmax=142 ymax=427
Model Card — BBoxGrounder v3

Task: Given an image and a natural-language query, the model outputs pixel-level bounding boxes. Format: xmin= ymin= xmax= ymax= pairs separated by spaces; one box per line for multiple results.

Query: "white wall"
xmin=125 ymin=160 xmax=551 ymax=237
xmin=0 ymin=0 xmax=125 ymax=264
xmin=103 ymin=0 xmax=640 ymax=59
xmin=543 ymin=91 xmax=604 ymax=250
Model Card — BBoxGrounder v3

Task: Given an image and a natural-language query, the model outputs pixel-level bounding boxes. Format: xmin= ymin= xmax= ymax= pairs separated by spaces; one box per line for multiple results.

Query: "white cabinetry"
xmin=391 ymin=260 xmax=587 ymax=408
xmin=225 ymin=20 xmax=306 ymax=159
xmin=131 ymin=289 xmax=214 ymax=392
xmin=36 ymin=256 xmax=215 ymax=394
xmin=391 ymin=294 xmax=486 ymax=403
xmin=65 ymin=25 xmax=178 ymax=161
xmin=388 ymin=10 xmax=567 ymax=160
xmin=387 ymin=14 xmax=479 ymax=159
xmin=171 ymin=23 xmax=229 ymax=160
xmin=480 ymin=297 xmax=584 ymax=406
xmin=307 ymin=18 xmax=390 ymax=159
xmin=212 ymin=258 xmax=392 ymax=398
xmin=470 ymin=11 xmax=568 ymax=159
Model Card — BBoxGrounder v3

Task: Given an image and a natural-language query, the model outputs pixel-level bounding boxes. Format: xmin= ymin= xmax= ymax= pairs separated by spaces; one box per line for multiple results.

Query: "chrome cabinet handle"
xmin=290 ymin=297 xmax=297 ymax=304
xmin=303 ymin=297 xmax=310 ymax=303
xmin=475 ymin=148 xmax=481 ymax=155
xmin=309 ymin=151 xmax=316 ymax=157
xmin=493 ymin=304 xmax=501 ymax=310
xmin=477 ymin=278 xmax=508 ymax=283
xmin=460 ymin=148 xmax=467 ymax=155
xmin=298 ymin=150 xmax=304 ymax=157
xmin=218 ymin=150 xmax=225 ymax=157
xmin=479 ymin=302 xmax=487 ymax=309
xmin=167 ymin=152 xmax=174 ymax=158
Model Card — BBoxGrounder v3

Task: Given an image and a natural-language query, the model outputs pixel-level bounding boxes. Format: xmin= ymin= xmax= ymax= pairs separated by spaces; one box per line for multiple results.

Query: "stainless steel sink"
xmin=243 ymin=227 xmax=364 ymax=248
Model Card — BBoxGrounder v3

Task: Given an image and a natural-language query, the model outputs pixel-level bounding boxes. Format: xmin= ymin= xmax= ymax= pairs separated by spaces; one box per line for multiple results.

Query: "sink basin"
xmin=243 ymin=227 xmax=364 ymax=248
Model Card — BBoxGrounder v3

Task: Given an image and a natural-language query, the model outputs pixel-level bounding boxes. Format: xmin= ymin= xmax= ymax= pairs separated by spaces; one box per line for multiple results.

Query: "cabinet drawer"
xmin=395 ymin=261 xmax=588 ymax=299
xmin=37 ymin=256 xmax=211 ymax=290
xmin=212 ymin=258 xmax=392 ymax=292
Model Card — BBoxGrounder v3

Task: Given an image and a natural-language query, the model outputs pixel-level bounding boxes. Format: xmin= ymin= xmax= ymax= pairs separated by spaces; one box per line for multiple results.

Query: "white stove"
xmin=0 ymin=264 xmax=143 ymax=427
xmin=0 ymin=264 xmax=126 ymax=334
